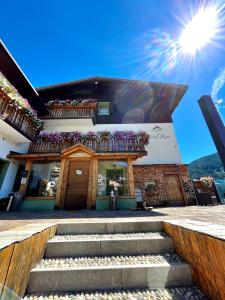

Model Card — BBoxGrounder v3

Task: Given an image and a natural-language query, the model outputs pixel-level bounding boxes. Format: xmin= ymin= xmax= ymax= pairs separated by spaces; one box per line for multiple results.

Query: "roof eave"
xmin=36 ymin=76 xmax=188 ymax=92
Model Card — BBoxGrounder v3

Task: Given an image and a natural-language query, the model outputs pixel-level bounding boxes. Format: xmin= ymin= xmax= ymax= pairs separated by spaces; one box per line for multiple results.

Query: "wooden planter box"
xmin=0 ymin=89 xmax=42 ymax=140
xmin=43 ymin=103 xmax=97 ymax=119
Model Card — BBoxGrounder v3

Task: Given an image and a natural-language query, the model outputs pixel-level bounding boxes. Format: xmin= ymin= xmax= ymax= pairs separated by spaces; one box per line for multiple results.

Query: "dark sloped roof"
xmin=0 ymin=38 xmax=188 ymax=118
xmin=36 ymin=76 xmax=188 ymax=91
xmin=37 ymin=76 xmax=188 ymax=116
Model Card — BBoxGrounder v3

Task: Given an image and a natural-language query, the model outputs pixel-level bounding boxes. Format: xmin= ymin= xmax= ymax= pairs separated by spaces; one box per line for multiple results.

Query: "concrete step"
xmin=26 ymin=254 xmax=192 ymax=294
xmin=24 ymin=286 xmax=208 ymax=300
xmin=45 ymin=232 xmax=174 ymax=258
xmin=57 ymin=221 xmax=162 ymax=235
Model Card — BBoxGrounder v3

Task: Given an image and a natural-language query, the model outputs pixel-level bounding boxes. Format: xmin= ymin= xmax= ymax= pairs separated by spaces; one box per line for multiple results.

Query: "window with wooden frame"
xmin=97 ymin=160 xmax=129 ymax=196
xmin=26 ymin=161 xmax=61 ymax=197
xmin=98 ymin=102 xmax=110 ymax=115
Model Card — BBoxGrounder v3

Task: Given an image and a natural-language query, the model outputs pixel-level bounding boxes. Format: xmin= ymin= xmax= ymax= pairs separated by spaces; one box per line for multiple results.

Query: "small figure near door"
xmin=110 ymin=189 xmax=116 ymax=210
xmin=135 ymin=188 xmax=144 ymax=209
xmin=109 ymin=180 xmax=120 ymax=210
xmin=134 ymin=187 xmax=153 ymax=211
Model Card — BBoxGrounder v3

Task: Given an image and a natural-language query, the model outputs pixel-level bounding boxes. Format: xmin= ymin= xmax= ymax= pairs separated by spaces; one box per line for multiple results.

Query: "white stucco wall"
xmin=43 ymin=122 xmax=182 ymax=164
xmin=0 ymin=134 xmax=29 ymax=198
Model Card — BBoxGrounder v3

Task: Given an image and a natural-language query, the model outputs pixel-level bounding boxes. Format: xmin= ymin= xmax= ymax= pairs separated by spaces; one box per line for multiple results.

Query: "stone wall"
xmin=133 ymin=164 xmax=196 ymax=206
xmin=178 ymin=164 xmax=197 ymax=205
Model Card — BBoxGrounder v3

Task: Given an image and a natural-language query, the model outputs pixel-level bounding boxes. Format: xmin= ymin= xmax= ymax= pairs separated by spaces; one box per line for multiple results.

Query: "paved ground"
xmin=0 ymin=205 xmax=224 ymax=232
xmin=24 ymin=286 xmax=208 ymax=300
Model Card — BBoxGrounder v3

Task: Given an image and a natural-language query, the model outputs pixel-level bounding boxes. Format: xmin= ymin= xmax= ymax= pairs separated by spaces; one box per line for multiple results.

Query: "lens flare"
xmin=179 ymin=6 xmax=220 ymax=55
xmin=121 ymin=2 xmax=225 ymax=80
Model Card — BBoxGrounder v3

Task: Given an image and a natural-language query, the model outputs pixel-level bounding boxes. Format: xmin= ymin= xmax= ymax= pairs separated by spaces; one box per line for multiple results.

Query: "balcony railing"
xmin=0 ymin=90 xmax=43 ymax=140
xmin=42 ymin=103 xmax=97 ymax=120
xmin=29 ymin=139 xmax=147 ymax=153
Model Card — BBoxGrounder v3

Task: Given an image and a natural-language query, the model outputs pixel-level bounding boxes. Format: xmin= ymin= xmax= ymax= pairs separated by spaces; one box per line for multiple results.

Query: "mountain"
xmin=188 ymin=153 xmax=225 ymax=179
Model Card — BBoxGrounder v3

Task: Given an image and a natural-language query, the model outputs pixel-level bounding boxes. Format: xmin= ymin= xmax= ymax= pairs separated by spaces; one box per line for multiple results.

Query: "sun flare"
xmin=179 ymin=6 xmax=219 ymax=55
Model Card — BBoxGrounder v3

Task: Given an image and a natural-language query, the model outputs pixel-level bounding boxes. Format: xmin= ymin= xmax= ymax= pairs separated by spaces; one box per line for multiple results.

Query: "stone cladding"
xmin=133 ymin=164 xmax=196 ymax=206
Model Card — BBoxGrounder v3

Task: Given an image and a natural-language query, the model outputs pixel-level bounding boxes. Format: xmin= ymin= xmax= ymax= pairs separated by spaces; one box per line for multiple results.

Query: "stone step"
xmin=45 ymin=232 xmax=174 ymax=258
xmin=24 ymin=286 xmax=208 ymax=300
xmin=57 ymin=221 xmax=162 ymax=235
xmin=26 ymin=254 xmax=192 ymax=294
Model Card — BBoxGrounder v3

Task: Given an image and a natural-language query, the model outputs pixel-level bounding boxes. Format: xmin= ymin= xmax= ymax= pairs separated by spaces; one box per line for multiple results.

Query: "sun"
xmin=179 ymin=6 xmax=219 ymax=55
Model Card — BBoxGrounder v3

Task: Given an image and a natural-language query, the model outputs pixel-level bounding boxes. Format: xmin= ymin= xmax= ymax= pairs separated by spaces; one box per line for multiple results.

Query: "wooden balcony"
xmin=42 ymin=103 xmax=97 ymax=121
xmin=29 ymin=139 xmax=147 ymax=154
xmin=0 ymin=90 xmax=43 ymax=140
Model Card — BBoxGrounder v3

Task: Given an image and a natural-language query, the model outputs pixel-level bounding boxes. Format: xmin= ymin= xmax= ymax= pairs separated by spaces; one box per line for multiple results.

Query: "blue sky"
xmin=1 ymin=0 xmax=225 ymax=163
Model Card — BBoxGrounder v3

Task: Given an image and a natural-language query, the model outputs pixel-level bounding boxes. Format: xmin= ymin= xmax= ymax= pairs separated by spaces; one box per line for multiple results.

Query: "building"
xmin=0 ymin=40 xmax=196 ymax=211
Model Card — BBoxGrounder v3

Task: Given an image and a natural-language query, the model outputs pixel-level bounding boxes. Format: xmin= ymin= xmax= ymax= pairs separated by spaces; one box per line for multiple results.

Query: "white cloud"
xmin=211 ymin=68 xmax=225 ymax=109
xmin=215 ymin=98 xmax=224 ymax=108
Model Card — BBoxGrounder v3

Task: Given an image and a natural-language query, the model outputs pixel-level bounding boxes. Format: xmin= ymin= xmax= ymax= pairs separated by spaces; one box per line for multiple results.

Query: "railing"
xmin=0 ymin=90 xmax=42 ymax=140
xmin=29 ymin=139 xmax=147 ymax=153
xmin=42 ymin=104 xmax=97 ymax=119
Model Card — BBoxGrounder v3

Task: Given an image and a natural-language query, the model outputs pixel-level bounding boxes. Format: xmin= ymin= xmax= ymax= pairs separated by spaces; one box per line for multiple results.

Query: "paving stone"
xmin=1 ymin=206 xmax=225 ymax=233
xmin=50 ymin=232 xmax=168 ymax=241
xmin=35 ymin=253 xmax=184 ymax=269
xmin=24 ymin=286 xmax=208 ymax=300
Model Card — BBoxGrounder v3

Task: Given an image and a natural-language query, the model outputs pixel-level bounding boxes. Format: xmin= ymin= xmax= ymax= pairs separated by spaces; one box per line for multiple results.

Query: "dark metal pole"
xmin=198 ymin=95 xmax=225 ymax=169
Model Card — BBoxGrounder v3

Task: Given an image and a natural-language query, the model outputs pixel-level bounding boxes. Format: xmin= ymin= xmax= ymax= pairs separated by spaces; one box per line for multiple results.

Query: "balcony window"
xmin=26 ymin=161 xmax=60 ymax=197
xmin=97 ymin=160 xmax=128 ymax=196
xmin=98 ymin=102 xmax=110 ymax=115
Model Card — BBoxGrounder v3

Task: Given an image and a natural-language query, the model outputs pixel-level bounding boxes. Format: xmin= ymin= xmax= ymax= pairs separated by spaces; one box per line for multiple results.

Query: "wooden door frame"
xmin=58 ymin=157 xmax=95 ymax=209
xmin=163 ymin=172 xmax=186 ymax=204
xmin=96 ymin=157 xmax=135 ymax=199
xmin=55 ymin=144 xmax=96 ymax=209
xmin=127 ymin=158 xmax=135 ymax=197
xmin=19 ymin=159 xmax=32 ymax=195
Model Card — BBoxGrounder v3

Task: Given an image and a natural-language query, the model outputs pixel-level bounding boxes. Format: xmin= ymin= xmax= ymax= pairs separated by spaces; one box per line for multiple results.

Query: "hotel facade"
xmin=0 ymin=40 xmax=196 ymax=211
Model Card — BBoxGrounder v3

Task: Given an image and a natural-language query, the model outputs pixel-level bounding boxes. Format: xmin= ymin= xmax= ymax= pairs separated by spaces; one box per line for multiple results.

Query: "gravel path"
xmin=35 ymin=254 xmax=183 ymax=269
xmin=24 ymin=287 xmax=208 ymax=300
xmin=50 ymin=232 xmax=168 ymax=241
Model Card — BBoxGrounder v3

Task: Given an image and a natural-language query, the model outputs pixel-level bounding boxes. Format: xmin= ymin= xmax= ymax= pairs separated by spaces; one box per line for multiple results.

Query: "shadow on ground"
xmin=0 ymin=209 xmax=167 ymax=220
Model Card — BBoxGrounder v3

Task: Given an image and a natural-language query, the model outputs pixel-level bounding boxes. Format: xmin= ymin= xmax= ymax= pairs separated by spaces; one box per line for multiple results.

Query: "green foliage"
xmin=188 ymin=153 xmax=224 ymax=179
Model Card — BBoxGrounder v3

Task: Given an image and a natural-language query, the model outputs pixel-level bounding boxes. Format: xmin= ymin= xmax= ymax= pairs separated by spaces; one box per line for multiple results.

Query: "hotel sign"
xmin=150 ymin=126 xmax=170 ymax=140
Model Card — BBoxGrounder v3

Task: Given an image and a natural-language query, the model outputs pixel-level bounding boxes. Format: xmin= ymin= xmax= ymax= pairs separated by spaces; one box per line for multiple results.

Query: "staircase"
xmin=24 ymin=221 xmax=207 ymax=299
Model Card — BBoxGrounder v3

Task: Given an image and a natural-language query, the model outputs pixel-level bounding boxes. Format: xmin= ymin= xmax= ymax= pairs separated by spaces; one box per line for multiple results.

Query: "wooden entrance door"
xmin=164 ymin=174 xmax=184 ymax=205
xmin=64 ymin=160 xmax=90 ymax=210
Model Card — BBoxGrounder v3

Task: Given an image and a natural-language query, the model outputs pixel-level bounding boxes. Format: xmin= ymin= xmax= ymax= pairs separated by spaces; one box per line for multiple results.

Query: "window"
xmin=145 ymin=180 xmax=158 ymax=192
xmin=0 ymin=159 xmax=10 ymax=189
xmin=26 ymin=161 xmax=60 ymax=197
xmin=97 ymin=160 xmax=128 ymax=196
xmin=98 ymin=102 xmax=110 ymax=115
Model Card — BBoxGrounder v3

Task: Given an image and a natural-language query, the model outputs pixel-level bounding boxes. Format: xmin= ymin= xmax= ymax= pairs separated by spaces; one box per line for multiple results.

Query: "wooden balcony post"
xmin=127 ymin=157 xmax=135 ymax=197
xmin=55 ymin=158 xmax=66 ymax=207
xmin=19 ymin=160 xmax=32 ymax=195
xmin=91 ymin=158 xmax=98 ymax=207
xmin=58 ymin=160 xmax=70 ymax=208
